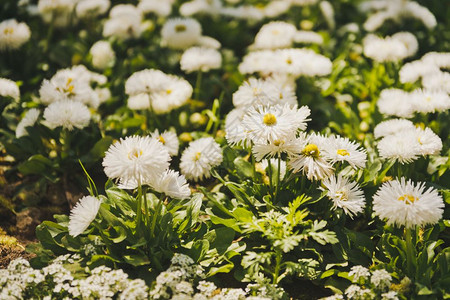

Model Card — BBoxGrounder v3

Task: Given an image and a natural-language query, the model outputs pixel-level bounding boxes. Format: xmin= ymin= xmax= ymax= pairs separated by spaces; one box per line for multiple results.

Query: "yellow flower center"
xmin=337 ymin=149 xmax=350 ymax=156
xmin=398 ymin=194 xmax=417 ymax=205
xmin=128 ymin=148 xmax=143 ymax=159
xmin=302 ymin=144 xmax=320 ymax=158
xmin=263 ymin=113 xmax=277 ymax=125
xmin=64 ymin=78 xmax=75 ymax=94
xmin=286 ymin=57 xmax=292 ymax=65
xmin=336 ymin=190 xmax=348 ymax=201
xmin=159 ymin=136 xmax=166 ymax=144
xmin=194 ymin=152 xmax=201 ymax=161
xmin=272 ymin=30 xmax=279 ymax=35
xmin=3 ymin=27 xmax=13 ymax=35
xmin=273 ymin=139 xmax=284 ymax=146
xmin=175 ymin=24 xmax=186 ymax=32
xmin=425 ymin=96 xmax=432 ymax=102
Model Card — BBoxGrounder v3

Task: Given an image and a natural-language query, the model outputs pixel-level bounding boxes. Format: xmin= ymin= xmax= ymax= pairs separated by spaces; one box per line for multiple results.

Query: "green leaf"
xmin=123 ymin=254 xmax=150 ymax=266
xmin=18 ymin=154 xmax=54 ymax=175
xmin=234 ymin=157 xmax=253 ymax=178
xmin=232 ymin=207 xmax=254 ymax=223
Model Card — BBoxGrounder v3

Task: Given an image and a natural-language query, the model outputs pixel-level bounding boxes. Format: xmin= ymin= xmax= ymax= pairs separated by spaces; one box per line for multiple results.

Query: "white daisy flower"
xmin=125 ymin=69 xmax=165 ymax=96
xmin=293 ymin=30 xmax=323 ymax=44
xmin=320 ymin=175 xmax=365 ymax=218
xmin=242 ymin=104 xmax=310 ymax=144
xmin=323 ymin=135 xmax=367 ymax=169
xmin=225 ymin=108 xmax=250 ymax=147
xmin=89 ymin=41 xmax=115 ymax=70
xmin=288 ymin=133 xmax=334 ymax=181
xmin=348 ymin=265 xmax=370 ymax=282
xmin=102 ymin=135 xmax=171 ymax=187
xmin=0 ymin=19 xmax=31 ymax=51
xmin=377 ymin=132 xmax=420 ymax=164
xmin=138 ymin=0 xmax=173 ymax=17
xmin=274 ymin=48 xmax=333 ymax=77
xmin=180 ymin=47 xmax=222 ymax=73
xmin=38 ymin=0 xmax=76 ymax=28
xmin=161 ymin=18 xmax=202 ymax=50
xmin=150 ymin=76 xmax=193 ymax=114
xmin=411 ymin=89 xmax=450 ymax=114
xmin=151 ymin=169 xmax=191 ymax=199
xmin=251 ymin=21 xmax=297 ymax=50
xmin=15 ymin=108 xmax=40 ymax=138
xmin=373 ymin=177 xmax=444 ymax=228
xmin=422 ymin=52 xmax=450 ymax=68
xmin=232 ymin=78 xmax=297 ymax=108
xmin=413 ymin=127 xmax=442 ymax=156
xmin=374 ymin=119 xmax=415 ymax=139
xmin=399 ymin=60 xmax=440 ymax=84
xmin=43 ymin=100 xmax=91 ymax=130
xmin=103 ymin=4 xmax=143 ymax=40
xmin=422 ymin=72 xmax=450 ymax=93
xmin=127 ymin=93 xmax=151 ymax=110
xmin=238 ymin=50 xmax=276 ymax=75
xmin=150 ymin=129 xmax=179 ymax=156
xmin=0 ymin=78 xmax=20 ymax=100
xmin=76 ymin=0 xmax=110 ymax=18
xmin=252 ymin=137 xmax=302 ymax=161
xmin=363 ymin=33 xmax=417 ymax=62
xmin=377 ymin=88 xmax=414 ymax=118
xmin=69 ymin=196 xmax=101 ymax=237
xmin=180 ymin=137 xmax=223 ymax=181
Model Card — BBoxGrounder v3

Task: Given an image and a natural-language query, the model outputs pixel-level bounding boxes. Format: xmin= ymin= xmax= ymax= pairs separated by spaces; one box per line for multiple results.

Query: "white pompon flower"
xmin=252 ymin=137 xmax=302 ymax=161
xmin=225 ymin=108 xmax=250 ymax=147
xmin=411 ymin=89 xmax=450 ymax=114
xmin=69 ymin=196 xmax=101 ymax=237
xmin=0 ymin=78 xmax=20 ymax=100
xmin=381 ymin=291 xmax=399 ymax=300
xmin=288 ymin=133 xmax=334 ymax=181
xmin=43 ymin=100 xmax=91 ymax=130
xmin=377 ymin=132 xmax=421 ymax=164
xmin=374 ymin=119 xmax=415 ymax=139
xmin=150 ymin=129 xmax=179 ymax=156
xmin=180 ymin=47 xmax=222 ymax=73
xmin=293 ymin=30 xmax=323 ymax=44
xmin=323 ymin=135 xmax=367 ymax=169
xmin=363 ymin=33 xmax=417 ymax=62
xmin=373 ymin=177 xmax=444 ymax=228
xmin=422 ymin=72 xmax=450 ymax=93
xmin=76 ymin=0 xmax=110 ymax=18
xmin=138 ymin=0 xmax=173 ymax=17
xmin=251 ymin=21 xmax=297 ymax=49
xmin=0 ymin=19 xmax=31 ymax=51
xmin=348 ymin=265 xmax=370 ymax=282
xmin=103 ymin=4 xmax=143 ymax=40
xmin=161 ymin=18 xmax=202 ymax=50
xmin=413 ymin=127 xmax=442 ymax=156
xmin=180 ymin=137 xmax=223 ymax=181
xmin=16 ymin=108 xmax=40 ymax=138
xmin=320 ymin=175 xmax=365 ymax=218
xmin=89 ymin=41 xmax=115 ymax=70
xmin=151 ymin=169 xmax=191 ymax=199
xmin=102 ymin=135 xmax=171 ymax=187
xmin=127 ymin=93 xmax=151 ymax=110
xmin=377 ymin=88 xmax=414 ymax=118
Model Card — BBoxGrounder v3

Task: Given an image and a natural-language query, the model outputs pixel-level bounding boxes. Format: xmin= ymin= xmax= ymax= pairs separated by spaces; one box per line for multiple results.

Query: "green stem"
xmin=150 ymin=194 xmax=164 ymax=238
xmin=267 ymin=160 xmax=274 ymax=198
xmin=136 ymin=182 xmax=143 ymax=233
xmin=273 ymin=249 xmax=282 ymax=285
xmin=274 ymin=156 xmax=281 ymax=203
xmin=405 ymin=227 xmax=416 ymax=279
xmin=194 ymin=70 xmax=203 ymax=101
xmin=143 ymin=186 xmax=149 ymax=226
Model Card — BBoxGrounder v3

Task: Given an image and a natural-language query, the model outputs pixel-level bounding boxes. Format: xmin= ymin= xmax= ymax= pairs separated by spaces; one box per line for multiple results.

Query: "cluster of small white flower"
xmin=0 ymin=255 xmax=149 ymax=299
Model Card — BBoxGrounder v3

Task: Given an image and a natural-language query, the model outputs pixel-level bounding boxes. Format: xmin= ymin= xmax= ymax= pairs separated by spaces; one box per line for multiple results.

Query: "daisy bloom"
xmin=127 ymin=93 xmax=151 ymax=110
xmin=0 ymin=19 xmax=31 ymax=51
xmin=69 ymin=196 xmax=101 ymax=237
xmin=242 ymin=104 xmax=310 ymax=144
xmin=320 ymin=175 xmax=365 ymax=218
xmin=43 ymin=100 xmax=91 ymax=130
xmin=373 ymin=177 xmax=444 ymax=228
xmin=102 ymin=135 xmax=171 ymax=187
xmin=374 ymin=119 xmax=415 ymax=139
xmin=411 ymin=89 xmax=450 ymax=114
xmin=150 ymin=129 xmax=179 ymax=156
xmin=0 ymin=78 xmax=20 ymax=100
xmin=251 ymin=21 xmax=297 ymax=50
xmin=103 ymin=4 xmax=143 ymax=40
xmin=399 ymin=60 xmax=440 ymax=84
xmin=89 ymin=41 xmax=115 ymax=70
xmin=323 ymin=135 xmax=367 ymax=169
xmin=76 ymin=0 xmax=110 ymax=18
xmin=161 ymin=18 xmax=202 ymax=50
xmin=288 ymin=133 xmax=334 ymax=181
xmin=224 ymin=108 xmax=250 ymax=147
xmin=252 ymin=137 xmax=301 ymax=161
xmin=16 ymin=108 xmax=40 ymax=138
xmin=151 ymin=169 xmax=191 ymax=199
xmin=413 ymin=127 xmax=442 ymax=156
xmin=180 ymin=137 xmax=223 ymax=181
xmin=377 ymin=132 xmax=420 ymax=164
xmin=422 ymin=72 xmax=450 ymax=93
xmin=138 ymin=0 xmax=173 ymax=17
xmin=293 ymin=30 xmax=324 ymax=44
xmin=180 ymin=47 xmax=222 ymax=73
xmin=377 ymin=88 xmax=414 ymax=118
